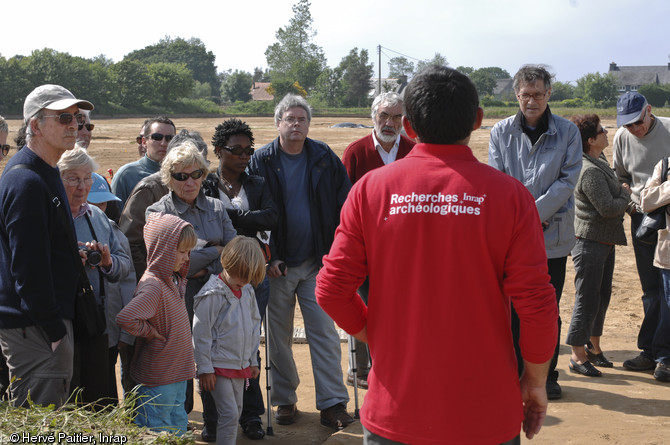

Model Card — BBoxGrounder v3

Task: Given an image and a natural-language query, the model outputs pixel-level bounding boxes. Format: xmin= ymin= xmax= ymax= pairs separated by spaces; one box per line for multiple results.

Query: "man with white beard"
xmin=341 ymin=92 xmax=416 ymax=388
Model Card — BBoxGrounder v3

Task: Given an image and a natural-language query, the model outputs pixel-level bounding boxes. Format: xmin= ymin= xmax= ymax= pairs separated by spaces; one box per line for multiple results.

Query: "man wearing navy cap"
xmin=0 ymin=84 xmax=94 ymax=407
xmin=613 ymin=91 xmax=670 ymax=382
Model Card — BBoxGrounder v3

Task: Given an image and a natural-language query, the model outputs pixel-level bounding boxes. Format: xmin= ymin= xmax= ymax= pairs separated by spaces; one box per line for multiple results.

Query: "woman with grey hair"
xmin=58 ymin=147 xmax=133 ymax=407
xmin=146 ymin=141 xmax=236 ymax=423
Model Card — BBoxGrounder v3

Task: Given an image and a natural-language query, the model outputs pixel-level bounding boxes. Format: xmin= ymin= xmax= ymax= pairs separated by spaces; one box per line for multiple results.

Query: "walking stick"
xmin=264 ymin=313 xmax=274 ymax=436
xmin=348 ymin=335 xmax=360 ymax=419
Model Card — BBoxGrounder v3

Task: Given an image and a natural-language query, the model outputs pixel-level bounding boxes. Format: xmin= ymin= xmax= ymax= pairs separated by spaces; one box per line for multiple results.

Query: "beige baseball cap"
xmin=23 ymin=84 xmax=94 ymax=121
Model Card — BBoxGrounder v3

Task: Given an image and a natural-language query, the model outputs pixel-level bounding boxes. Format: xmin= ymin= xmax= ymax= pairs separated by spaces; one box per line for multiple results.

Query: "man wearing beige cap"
xmin=0 ymin=84 xmax=93 ymax=407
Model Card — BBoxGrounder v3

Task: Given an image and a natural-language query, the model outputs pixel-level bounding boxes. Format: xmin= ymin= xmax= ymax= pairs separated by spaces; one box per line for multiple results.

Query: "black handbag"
xmin=636 ymin=157 xmax=669 ymax=245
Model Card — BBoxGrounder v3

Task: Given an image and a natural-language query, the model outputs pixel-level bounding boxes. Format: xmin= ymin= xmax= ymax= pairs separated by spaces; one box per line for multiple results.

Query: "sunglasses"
xmin=149 ymin=133 xmax=174 ymax=142
xmin=1 ymin=144 xmax=10 ymax=156
xmin=78 ymin=123 xmax=95 ymax=132
xmin=171 ymin=169 xmax=204 ymax=181
xmin=625 ymin=108 xmax=647 ymax=128
xmin=42 ymin=113 xmax=85 ymax=126
xmin=222 ymin=145 xmax=254 ymax=157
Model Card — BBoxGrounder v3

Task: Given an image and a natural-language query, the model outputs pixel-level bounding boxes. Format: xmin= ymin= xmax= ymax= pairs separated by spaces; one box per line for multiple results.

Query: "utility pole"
xmin=378 ymin=44 xmax=382 ymax=95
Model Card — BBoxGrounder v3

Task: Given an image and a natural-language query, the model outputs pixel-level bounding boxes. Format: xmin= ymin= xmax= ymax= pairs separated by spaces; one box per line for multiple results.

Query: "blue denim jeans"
xmin=135 ymin=380 xmax=188 ymax=435
xmin=566 ymin=239 xmax=615 ymax=346
xmin=630 ymin=213 xmax=670 ymax=361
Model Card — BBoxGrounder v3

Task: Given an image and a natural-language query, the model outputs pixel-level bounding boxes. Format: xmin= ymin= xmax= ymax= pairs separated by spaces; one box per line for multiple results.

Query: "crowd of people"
xmin=0 ymin=64 xmax=669 ymax=444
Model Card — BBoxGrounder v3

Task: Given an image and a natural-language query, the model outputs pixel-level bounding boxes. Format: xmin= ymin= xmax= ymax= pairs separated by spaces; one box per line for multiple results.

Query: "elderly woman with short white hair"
xmin=57 ymin=147 xmax=133 ymax=407
xmin=147 ymin=141 xmax=237 ymax=319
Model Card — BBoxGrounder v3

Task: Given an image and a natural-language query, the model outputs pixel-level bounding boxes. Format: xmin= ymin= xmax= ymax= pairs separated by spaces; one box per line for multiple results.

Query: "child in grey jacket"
xmin=192 ymin=236 xmax=266 ymax=445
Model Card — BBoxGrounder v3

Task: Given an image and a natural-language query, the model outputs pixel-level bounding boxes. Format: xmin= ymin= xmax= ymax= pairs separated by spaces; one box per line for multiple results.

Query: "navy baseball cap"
xmin=617 ymin=92 xmax=648 ymax=127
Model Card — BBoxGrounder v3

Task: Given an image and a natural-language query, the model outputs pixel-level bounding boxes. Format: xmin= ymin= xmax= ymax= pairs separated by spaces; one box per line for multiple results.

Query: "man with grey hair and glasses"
xmin=489 ymin=65 xmax=582 ymax=400
xmin=248 ymin=93 xmax=354 ymax=430
xmin=0 ymin=84 xmax=93 ymax=408
xmin=341 ymin=92 xmax=415 ymax=388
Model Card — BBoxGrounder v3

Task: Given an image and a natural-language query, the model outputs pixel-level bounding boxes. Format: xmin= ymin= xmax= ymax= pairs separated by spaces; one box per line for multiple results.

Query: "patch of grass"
xmin=0 ymin=390 xmax=194 ymax=444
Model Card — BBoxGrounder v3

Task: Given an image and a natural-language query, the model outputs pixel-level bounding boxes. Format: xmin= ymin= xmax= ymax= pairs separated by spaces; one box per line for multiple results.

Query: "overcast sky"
xmin=3 ymin=0 xmax=669 ymax=84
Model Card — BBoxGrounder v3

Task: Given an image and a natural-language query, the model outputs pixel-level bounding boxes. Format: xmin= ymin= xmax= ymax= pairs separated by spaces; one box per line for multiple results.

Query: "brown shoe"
xmin=320 ymin=403 xmax=354 ymax=430
xmin=275 ymin=404 xmax=297 ymax=425
xmin=346 ymin=372 xmax=369 ymax=390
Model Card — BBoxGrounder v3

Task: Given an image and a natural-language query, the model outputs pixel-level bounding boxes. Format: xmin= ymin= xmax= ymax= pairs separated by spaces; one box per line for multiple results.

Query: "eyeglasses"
xmin=78 ymin=123 xmax=95 ymax=132
xmin=149 ymin=133 xmax=174 ymax=142
xmin=62 ymin=176 xmax=94 ymax=187
xmin=625 ymin=108 xmax=647 ymax=128
xmin=378 ymin=112 xmax=403 ymax=122
xmin=281 ymin=116 xmax=308 ymax=125
xmin=1 ymin=145 xmax=10 ymax=156
xmin=42 ymin=113 xmax=85 ymax=126
xmin=222 ymin=145 xmax=254 ymax=157
xmin=596 ymin=126 xmax=607 ymax=135
xmin=171 ymin=169 xmax=204 ymax=181
xmin=517 ymin=92 xmax=547 ymax=102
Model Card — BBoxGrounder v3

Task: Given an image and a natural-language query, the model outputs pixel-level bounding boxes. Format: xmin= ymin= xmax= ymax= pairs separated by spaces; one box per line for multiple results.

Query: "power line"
xmin=378 ymin=45 xmax=423 ymax=62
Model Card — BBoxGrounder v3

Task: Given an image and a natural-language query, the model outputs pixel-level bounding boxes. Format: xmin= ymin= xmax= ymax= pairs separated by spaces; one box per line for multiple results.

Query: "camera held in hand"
xmin=81 ymin=248 xmax=102 ymax=267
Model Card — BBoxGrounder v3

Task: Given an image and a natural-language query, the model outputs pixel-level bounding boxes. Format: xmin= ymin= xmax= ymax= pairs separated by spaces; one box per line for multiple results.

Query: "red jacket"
xmin=316 ymin=143 xmax=557 ymax=445
xmin=342 ymin=133 xmax=415 ymax=183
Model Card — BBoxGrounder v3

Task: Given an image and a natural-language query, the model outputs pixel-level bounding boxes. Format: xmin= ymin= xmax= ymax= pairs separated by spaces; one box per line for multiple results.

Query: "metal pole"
xmin=348 ymin=335 xmax=360 ymax=419
xmin=264 ymin=313 xmax=274 ymax=435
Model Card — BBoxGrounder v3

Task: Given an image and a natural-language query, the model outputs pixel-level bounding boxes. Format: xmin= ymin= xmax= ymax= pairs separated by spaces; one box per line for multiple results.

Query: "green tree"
xmin=338 ymin=48 xmax=373 ymax=107
xmin=470 ymin=69 xmax=497 ymax=97
xmin=638 ymin=83 xmax=670 ymax=107
xmin=0 ymin=56 xmax=31 ymax=114
xmin=416 ymin=53 xmax=448 ymax=73
xmin=549 ymin=81 xmax=575 ymax=102
xmin=125 ymin=36 xmax=219 ymax=93
xmin=312 ymin=67 xmax=344 ymax=107
xmin=575 ymin=72 xmax=618 ymax=107
xmin=477 ymin=67 xmax=510 ymax=79
xmin=267 ymin=79 xmax=307 ymax=99
xmin=264 ymin=0 xmax=326 ymax=92
xmin=388 ymin=56 xmax=414 ymax=78
xmin=147 ymin=62 xmax=194 ymax=104
xmin=220 ymin=70 xmax=253 ymax=102
xmin=109 ymin=59 xmax=153 ymax=107
xmin=456 ymin=66 xmax=474 ymax=76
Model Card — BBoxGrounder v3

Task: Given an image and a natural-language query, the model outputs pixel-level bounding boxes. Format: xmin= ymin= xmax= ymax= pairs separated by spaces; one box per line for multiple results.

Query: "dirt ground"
xmin=3 ymin=115 xmax=669 ymax=444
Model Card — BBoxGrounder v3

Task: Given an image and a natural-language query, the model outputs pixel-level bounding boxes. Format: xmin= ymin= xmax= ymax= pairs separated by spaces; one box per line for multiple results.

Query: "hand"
xmin=146 ymin=329 xmax=166 ymax=342
xmin=520 ymin=373 xmax=549 ymax=439
xmin=250 ymin=366 xmax=260 ymax=379
xmin=199 ymin=373 xmax=216 ymax=392
xmin=85 ymin=241 xmax=112 ymax=269
xmin=621 ymin=183 xmax=631 ymax=191
xmin=51 ymin=339 xmax=62 ymax=352
xmin=267 ymin=260 xmax=286 ymax=278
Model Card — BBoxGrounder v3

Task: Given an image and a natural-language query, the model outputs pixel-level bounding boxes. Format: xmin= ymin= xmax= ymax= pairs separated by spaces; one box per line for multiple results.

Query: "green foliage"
xmin=225 ymin=100 xmax=275 ymax=115
xmin=638 ymin=83 xmax=670 ymax=107
xmin=481 ymin=97 xmax=506 ymax=107
xmin=416 ymin=53 xmax=448 ymax=73
xmin=477 ymin=66 xmax=510 ymax=79
xmin=388 ymin=56 xmax=414 ymax=78
xmin=191 ymin=81 xmax=212 ymax=99
xmin=109 ymin=60 xmax=153 ymax=108
xmin=267 ymin=79 xmax=307 ymax=100
xmin=559 ymin=98 xmax=585 ymax=108
xmin=124 ymin=36 xmax=220 ymax=93
xmin=575 ymin=72 xmax=618 ymax=108
xmin=470 ymin=69 xmax=497 ymax=97
xmin=312 ymin=67 xmax=344 ymax=107
xmin=220 ymin=70 xmax=253 ymax=103
xmin=146 ymin=62 xmax=194 ymax=104
xmin=338 ymin=48 xmax=373 ymax=108
xmin=264 ymin=0 xmax=326 ymax=91
xmin=549 ymin=81 xmax=575 ymax=102
xmin=456 ymin=66 xmax=474 ymax=76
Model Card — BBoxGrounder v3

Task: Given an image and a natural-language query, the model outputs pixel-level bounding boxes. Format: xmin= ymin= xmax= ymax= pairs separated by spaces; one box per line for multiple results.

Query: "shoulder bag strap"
xmin=83 ymin=212 xmax=106 ymax=300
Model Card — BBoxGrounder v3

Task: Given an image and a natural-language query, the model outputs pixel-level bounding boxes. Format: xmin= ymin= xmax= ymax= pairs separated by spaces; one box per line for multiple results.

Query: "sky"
xmin=3 ymin=0 xmax=670 ymax=84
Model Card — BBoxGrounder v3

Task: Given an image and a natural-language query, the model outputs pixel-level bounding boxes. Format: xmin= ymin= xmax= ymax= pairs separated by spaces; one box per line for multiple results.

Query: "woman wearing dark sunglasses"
xmin=0 ymin=115 xmax=10 ymax=160
xmin=200 ymin=118 xmax=278 ymax=441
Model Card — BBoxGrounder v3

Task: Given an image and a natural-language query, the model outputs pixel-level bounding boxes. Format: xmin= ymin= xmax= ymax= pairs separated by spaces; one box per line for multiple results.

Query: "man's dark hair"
xmin=143 ymin=115 xmax=175 ymax=136
xmin=212 ymin=118 xmax=255 ymax=158
xmin=513 ymin=65 xmax=553 ymax=93
xmin=403 ymin=65 xmax=479 ymax=144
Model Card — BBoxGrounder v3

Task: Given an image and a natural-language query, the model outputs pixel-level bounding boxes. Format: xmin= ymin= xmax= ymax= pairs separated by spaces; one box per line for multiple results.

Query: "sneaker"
xmin=275 ymin=404 xmax=297 ymax=425
xmin=320 ymin=402 xmax=355 ymax=430
xmin=346 ymin=373 xmax=369 ymax=390
xmin=623 ymin=353 xmax=656 ymax=371
xmin=200 ymin=424 xmax=216 ymax=442
xmin=546 ymin=380 xmax=562 ymax=400
xmin=242 ymin=420 xmax=265 ymax=440
xmin=653 ymin=361 xmax=670 ymax=382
